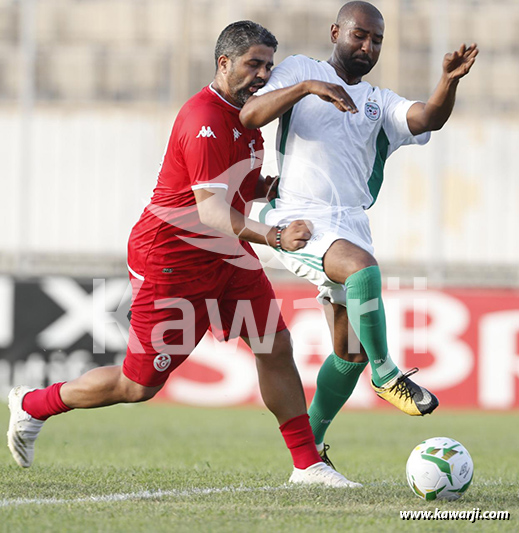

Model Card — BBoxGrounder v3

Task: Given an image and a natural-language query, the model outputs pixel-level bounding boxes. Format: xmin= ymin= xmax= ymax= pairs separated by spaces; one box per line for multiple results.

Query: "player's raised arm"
xmin=407 ymin=43 xmax=479 ymax=135
xmin=240 ymin=80 xmax=358 ymax=129
xmin=193 ymin=187 xmax=312 ymax=251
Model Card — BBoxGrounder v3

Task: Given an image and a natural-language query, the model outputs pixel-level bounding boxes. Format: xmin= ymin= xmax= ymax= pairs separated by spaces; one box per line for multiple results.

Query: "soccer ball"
xmin=406 ymin=437 xmax=474 ymax=501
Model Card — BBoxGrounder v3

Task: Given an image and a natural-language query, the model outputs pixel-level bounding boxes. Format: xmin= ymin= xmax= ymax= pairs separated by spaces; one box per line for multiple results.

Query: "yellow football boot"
xmin=372 ymin=368 xmax=439 ymax=416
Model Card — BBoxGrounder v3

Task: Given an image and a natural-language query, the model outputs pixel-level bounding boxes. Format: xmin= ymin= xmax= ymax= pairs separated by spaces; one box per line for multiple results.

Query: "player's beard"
xmin=232 ymin=86 xmax=253 ymax=107
xmin=345 ymin=54 xmax=375 ymax=77
xmin=337 ymin=44 xmax=377 ymax=78
xmin=227 ymin=65 xmax=265 ymax=107
xmin=231 ymin=80 xmax=265 ymax=107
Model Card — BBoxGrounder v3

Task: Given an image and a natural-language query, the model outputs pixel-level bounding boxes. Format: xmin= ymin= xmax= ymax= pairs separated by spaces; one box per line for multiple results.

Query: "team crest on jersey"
xmin=153 ymin=354 xmax=172 ymax=372
xmin=196 ymin=126 xmax=216 ymax=138
xmin=365 ymin=102 xmax=381 ymax=121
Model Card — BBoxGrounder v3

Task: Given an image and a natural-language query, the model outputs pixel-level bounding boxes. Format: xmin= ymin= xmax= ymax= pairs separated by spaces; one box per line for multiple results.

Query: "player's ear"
xmin=217 ymin=55 xmax=230 ymax=74
xmin=330 ymin=23 xmax=339 ymax=44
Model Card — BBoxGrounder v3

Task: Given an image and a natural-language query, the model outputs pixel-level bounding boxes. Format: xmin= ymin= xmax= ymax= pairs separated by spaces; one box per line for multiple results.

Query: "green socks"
xmin=345 ymin=265 xmax=399 ymax=387
xmin=309 ymin=354 xmax=368 ymax=445
xmin=308 ymin=266 xmax=398 ymax=445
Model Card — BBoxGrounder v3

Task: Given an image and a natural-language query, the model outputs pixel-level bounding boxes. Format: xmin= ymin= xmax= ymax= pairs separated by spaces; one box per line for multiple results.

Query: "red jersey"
xmin=128 ymin=85 xmax=264 ymax=283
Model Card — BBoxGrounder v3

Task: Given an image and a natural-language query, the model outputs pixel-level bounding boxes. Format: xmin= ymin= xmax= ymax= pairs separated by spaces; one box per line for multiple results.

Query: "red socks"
xmin=21 ymin=387 xmax=321 ymax=470
xmin=22 ymin=382 xmax=73 ymax=421
xmin=279 ymin=414 xmax=322 ymax=469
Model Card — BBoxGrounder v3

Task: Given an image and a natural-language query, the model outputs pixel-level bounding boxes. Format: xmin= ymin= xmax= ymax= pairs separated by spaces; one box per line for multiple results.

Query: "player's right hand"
xmin=443 ymin=43 xmax=478 ymax=81
xmin=303 ymin=80 xmax=358 ymax=113
xmin=281 ymin=220 xmax=313 ymax=251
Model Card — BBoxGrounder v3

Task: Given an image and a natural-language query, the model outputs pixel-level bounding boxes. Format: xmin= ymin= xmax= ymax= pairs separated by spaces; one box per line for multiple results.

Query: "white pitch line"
xmin=0 ymin=484 xmax=289 ymax=508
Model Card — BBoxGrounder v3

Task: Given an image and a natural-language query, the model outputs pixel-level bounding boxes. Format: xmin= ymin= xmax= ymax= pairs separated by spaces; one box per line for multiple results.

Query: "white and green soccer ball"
xmin=406 ymin=437 xmax=474 ymax=501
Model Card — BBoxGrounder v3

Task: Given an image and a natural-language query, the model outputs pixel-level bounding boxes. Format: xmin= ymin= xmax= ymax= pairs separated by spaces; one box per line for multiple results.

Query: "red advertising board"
xmin=1 ymin=277 xmax=517 ymax=410
xmin=158 ymin=284 xmax=519 ymax=410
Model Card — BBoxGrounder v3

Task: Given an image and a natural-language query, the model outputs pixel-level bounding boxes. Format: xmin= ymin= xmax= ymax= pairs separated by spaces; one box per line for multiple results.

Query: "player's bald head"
xmin=329 ymin=1 xmax=384 ymax=83
xmin=336 ymin=1 xmax=383 ymax=26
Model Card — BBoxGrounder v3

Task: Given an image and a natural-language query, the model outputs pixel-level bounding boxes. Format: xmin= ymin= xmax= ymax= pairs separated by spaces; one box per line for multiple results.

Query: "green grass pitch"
xmin=0 ymin=403 xmax=517 ymax=532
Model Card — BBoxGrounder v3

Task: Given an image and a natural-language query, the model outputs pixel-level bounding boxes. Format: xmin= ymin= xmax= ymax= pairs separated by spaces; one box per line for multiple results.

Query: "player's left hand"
xmin=443 ymin=43 xmax=478 ymax=81
xmin=264 ymin=175 xmax=279 ymax=203
xmin=255 ymin=174 xmax=279 ymax=203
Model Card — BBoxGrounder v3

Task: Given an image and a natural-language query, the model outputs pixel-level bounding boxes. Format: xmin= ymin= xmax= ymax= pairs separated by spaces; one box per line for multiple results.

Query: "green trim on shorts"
xmin=367 ymin=127 xmax=389 ymax=208
xmin=259 ymin=200 xmax=275 ymax=224
xmin=279 ymin=249 xmax=324 ymax=272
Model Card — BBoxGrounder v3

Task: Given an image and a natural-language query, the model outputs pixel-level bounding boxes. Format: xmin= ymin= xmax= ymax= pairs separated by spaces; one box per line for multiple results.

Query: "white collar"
xmin=209 ymin=83 xmax=242 ymax=110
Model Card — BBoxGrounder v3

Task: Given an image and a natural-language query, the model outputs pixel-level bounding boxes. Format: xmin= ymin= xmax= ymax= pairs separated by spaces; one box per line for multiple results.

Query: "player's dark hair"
xmin=214 ymin=21 xmax=278 ymax=68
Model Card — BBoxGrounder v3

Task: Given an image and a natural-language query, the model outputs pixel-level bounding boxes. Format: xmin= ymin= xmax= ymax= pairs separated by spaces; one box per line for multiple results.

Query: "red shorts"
xmin=123 ymin=263 xmax=286 ymax=387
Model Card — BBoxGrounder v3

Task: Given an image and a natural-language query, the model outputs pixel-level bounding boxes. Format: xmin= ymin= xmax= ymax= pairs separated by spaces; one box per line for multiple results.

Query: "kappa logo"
xmin=365 ymin=102 xmax=381 ymax=121
xmin=196 ymin=126 xmax=216 ymax=138
xmin=153 ymin=353 xmax=172 ymax=372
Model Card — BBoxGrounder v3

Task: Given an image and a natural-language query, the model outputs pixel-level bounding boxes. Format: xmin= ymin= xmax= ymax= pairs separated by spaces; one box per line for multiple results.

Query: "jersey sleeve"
xmin=179 ymin=105 xmax=233 ymax=191
xmin=381 ymin=89 xmax=431 ymax=156
xmin=255 ymin=55 xmax=307 ymax=95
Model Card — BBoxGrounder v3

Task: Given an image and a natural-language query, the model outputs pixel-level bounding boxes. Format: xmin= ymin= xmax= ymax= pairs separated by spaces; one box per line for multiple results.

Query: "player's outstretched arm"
xmin=407 ymin=43 xmax=479 ymax=135
xmin=240 ymin=80 xmax=358 ymax=129
xmin=193 ymin=187 xmax=311 ymax=251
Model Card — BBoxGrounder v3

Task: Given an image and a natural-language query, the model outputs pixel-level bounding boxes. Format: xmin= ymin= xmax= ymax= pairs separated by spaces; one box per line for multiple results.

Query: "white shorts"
xmin=264 ymin=205 xmax=375 ymax=307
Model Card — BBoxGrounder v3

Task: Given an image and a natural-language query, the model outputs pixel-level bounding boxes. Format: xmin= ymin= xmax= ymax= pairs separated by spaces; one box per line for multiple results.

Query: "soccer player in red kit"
xmin=7 ymin=21 xmax=360 ymax=487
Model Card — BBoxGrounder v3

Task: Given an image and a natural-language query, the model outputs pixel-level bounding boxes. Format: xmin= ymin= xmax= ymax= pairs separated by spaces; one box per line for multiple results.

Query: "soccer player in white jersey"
xmin=240 ymin=1 xmax=478 ymax=465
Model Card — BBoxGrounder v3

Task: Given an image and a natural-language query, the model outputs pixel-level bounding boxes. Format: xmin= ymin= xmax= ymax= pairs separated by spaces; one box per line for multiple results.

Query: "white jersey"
xmin=255 ymin=55 xmax=431 ymax=216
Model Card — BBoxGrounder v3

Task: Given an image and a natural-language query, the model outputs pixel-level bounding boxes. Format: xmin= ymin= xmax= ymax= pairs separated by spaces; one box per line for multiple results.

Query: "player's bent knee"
xmin=255 ymin=328 xmax=294 ymax=362
xmin=123 ymin=380 xmax=162 ymax=403
xmin=347 ymin=257 xmax=378 ymax=279
xmin=271 ymin=328 xmax=293 ymax=354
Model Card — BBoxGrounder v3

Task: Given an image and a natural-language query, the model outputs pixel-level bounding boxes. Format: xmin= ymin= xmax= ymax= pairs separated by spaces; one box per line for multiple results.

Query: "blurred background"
xmin=0 ymin=0 xmax=518 ymax=409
